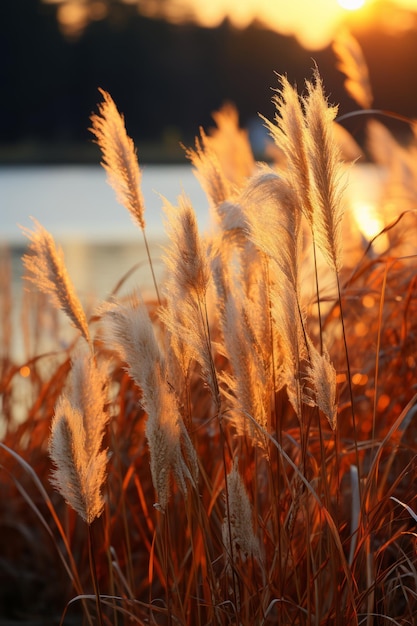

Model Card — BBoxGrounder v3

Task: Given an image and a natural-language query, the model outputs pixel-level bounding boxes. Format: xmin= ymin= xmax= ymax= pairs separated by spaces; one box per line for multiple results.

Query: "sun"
xmin=337 ymin=0 xmax=366 ymax=9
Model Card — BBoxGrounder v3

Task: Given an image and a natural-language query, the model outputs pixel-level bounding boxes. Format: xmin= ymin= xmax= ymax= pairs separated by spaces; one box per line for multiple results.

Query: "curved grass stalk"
xmin=335 ymin=273 xmax=362 ymax=505
xmin=60 ymin=593 xmax=171 ymax=625
xmin=90 ymin=89 xmax=161 ymax=305
xmin=0 ymin=443 xmax=93 ymax=626
xmin=236 ymin=410 xmax=360 ymax=624
xmin=371 ymin=263 xmax=388 ymax=444
xmin=88 ymin=523 xmax=104 ymax=626
xmin=336 ymin=108 xmax=415 ymax=128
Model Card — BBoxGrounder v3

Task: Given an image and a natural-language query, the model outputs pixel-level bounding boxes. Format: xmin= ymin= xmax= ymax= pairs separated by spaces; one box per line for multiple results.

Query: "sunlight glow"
xmin=43 ymin=0 xmax=417 ymax=48
xmin=352 ymin=372 xmax=368 ymax=385
xmin=19 ymin=366 xmax=31 ymax=378
xmin=164 ymin=0 xmax=349 ymax=48
xmin=353 ymin=202 xmax=383 ymax=240
xmin=362 ymin=295 xmax=375 ymax=309
xmin=337 ymin=0 xmax=366 ymax=10
xmin=377 ymin=394 xmax=390 ymax=411
xmin=352 ymin=201 xmax=389 ymax=253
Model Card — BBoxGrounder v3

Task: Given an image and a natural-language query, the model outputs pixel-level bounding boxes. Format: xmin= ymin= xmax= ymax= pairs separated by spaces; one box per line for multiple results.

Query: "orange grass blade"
xmin=0 ymin=443 xmax=91 ymax=622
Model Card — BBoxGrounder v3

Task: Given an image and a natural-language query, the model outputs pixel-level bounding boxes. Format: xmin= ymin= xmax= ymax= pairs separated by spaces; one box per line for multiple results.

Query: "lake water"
xmin=1 ymin=164 xmax=211 ymax=361
xmin=1 ymin=164 xmax=210 ymax=245
xmin=1 ymin=162 xmax=386 ymax=362
xmin=0 ymin=160 xmax=388 ymax=437
xmin=1 ymin=164 xmax=210 ymax=295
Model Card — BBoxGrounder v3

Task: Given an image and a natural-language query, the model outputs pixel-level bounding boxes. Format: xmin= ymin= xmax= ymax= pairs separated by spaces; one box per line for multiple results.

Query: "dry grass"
xmin=1 ymin=40 xmax=417 ymax=625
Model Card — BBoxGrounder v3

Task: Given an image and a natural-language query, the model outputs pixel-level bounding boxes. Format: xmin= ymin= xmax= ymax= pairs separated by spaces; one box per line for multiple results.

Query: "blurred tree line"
xmin=1 ymin=0 xmax=417 ymax=162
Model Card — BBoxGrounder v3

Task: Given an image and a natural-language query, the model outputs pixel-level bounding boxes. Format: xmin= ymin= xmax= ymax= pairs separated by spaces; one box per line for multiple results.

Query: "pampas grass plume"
xmin=222 ymin=458 xmax=261 ymax=564
xmin=306 ymin=344 xmax=338 ymax=430
xmin=163 ymin=195 xmax=210 ymax=300
xmin=101 ymin=296 xmax=163 ymax=402
xmin=242 ymin=171 xmax=301 ymax=293
xmin=185 ymin=131 xmax=232 ymax=210
xmin=90 ymin=89 xmax=145 ymax=230
xmin=333 ymin=30 xmax=373 ymax=110
xmin=304 ymin=69 xmax=346 ymax=272
xmin=145 ymin=384 xmax=199 ymax=512
xmin=220 ymin=293 xmax=270 ymax=439
xmin=160 ymin=196 xmax=221 ymax=404
xmin=263 ymin=74 xmax=314 ymax=225
xmin=102 ymin=297 xmax=198 ymax=511
xmin=202 ymin=102 xmax=255 ymax=188
xmin=22 ymin=219 xmax=90 ymax=345
xmin=49 ymin=352 xmax=109 ymax=524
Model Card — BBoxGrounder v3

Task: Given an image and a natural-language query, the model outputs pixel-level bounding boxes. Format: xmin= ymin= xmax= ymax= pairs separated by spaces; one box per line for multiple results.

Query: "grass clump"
xmin=1 ymin=37 xmax=417 ymax=625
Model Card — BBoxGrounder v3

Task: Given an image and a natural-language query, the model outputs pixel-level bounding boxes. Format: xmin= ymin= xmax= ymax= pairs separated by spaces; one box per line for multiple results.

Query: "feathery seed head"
xmin=223 ymin=458 xmax=261 ymax=564
xmin=220 ymin=294 xmax=270 ymax=440
xmin=185 ymin=131 xmax=232 ymax=210
xmin=101 ymin=297 xmax=198 ymax=510
xmin=90 ymin=89 xmax=146 ymax=230
xmin=201 ymin=103 xmax=255 ymax=189
xmin=303 ymin=69 xmax=346 ymax=272
xmin=163 ymin=196 xmax=210 ymax=299
xmin=333 ymin=30 xmax=373 ymax=110
xmin=264 ymin=75 xmax=314 ymax=224
xmin=160 ymin=195 xmax=220 ymax=400
xmin=270 ymin=278 xmax=307 ymax=418
xmin=146 ymin=390 xmax=198 ymax=512
xmin=21 ymin=219 xmax=90 ymax=345
xmin=241 ymin=172 xmax=302 ymax=293
xmin=70 ymin=350 xmax=109 ymax=460
xmin=49 ymin=352 xmax=110 ymax=524
xmin=306 ymin=345 xmax=338 ymax=430
xmin=101 ymin=297 xmax=166 ymax=421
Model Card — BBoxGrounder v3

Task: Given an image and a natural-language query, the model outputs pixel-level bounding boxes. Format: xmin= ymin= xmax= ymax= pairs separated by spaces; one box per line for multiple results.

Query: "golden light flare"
xmin=56 ymin=3 xmax=89 ymax=37
xmin=42 ymin=0 xmax=417 ymax=48
xmin=352 ymin=372 xmax=368 ymax=385
xmin=377 ymin=394 xmax=391 ymax=411
xmin=354 ymin=321 xmax=369 ymax=337
xmin=43 ymin=0 xmax=109 ymax=38
xmin=362 ymin=294 xmax=375 ymax=308
xmin=19 ymin=365 xmax=31 ymax=378
xmin=337 ymin=0 xmax=366 ymax=10
xmin=351 ymin=201 xmax=389 ymax=254
xmin=352 ymin=201 xmax=383 ymax=238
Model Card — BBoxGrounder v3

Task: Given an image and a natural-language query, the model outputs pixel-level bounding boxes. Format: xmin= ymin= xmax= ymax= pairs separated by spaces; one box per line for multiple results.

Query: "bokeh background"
xmin=2 ymin=0 xmax=417 ymax=164
xmin=1 ymin=0 xmax=417 ymax=359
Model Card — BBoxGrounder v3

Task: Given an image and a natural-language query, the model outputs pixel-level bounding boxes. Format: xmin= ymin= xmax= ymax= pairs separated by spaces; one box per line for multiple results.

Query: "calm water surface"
xmin=1 ymin=163 xmax=209 ymax=244
xmin=1 ymin=164 xmax=210 ymax=361
xmin=1 ymin=164 xmax=210 ymax=296
xmin=1 ymin=162 xmax=385 ymax=361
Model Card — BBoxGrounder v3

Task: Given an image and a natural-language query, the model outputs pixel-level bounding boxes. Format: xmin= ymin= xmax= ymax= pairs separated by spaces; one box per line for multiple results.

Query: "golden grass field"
xmin=1 ymin=33 xmax=417 ymax=625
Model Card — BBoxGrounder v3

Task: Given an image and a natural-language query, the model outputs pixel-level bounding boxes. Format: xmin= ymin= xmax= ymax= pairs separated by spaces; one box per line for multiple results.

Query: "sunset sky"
xmin=3 ymin=0 xmax=416 ymax=161
xmin=44 ymin=0 xmax=417 ymax=48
